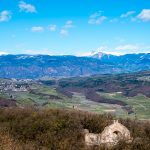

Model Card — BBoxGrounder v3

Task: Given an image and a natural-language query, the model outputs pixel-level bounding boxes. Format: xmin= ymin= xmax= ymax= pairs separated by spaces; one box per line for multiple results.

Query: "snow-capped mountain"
xmin=0 ymin=53 xmax=149 ymax=79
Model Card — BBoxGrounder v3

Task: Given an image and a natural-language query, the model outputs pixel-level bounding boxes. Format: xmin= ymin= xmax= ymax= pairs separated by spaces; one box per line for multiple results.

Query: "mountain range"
xmin=0 ymin=52 xmax=150 ymax=79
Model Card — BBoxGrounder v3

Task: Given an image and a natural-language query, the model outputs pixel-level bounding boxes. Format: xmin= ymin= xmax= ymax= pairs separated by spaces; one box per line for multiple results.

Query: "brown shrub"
xmin=0 ymin=108 xmax=150 ymax=150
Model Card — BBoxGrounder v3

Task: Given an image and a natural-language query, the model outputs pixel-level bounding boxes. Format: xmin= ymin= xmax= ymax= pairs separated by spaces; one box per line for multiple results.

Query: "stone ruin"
xmin=84 ymin=120 xmax=132 ymax=147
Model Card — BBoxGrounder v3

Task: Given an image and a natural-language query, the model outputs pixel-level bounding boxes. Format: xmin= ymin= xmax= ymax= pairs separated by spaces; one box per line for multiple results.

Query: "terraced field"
xmin=0 ymin=85 xmax=127 ymax=118
xmin=1 ymin=86 xmax=150 ymax=119
xmin=98 ymin=92 xmax=150 ymax=119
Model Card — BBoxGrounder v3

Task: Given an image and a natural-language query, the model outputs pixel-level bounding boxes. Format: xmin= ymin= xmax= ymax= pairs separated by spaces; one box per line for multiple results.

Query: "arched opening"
xmin=113 ymin=130 xmax=122 ymax=139
xmin=113 ymin=131 xmax=120 ymax=135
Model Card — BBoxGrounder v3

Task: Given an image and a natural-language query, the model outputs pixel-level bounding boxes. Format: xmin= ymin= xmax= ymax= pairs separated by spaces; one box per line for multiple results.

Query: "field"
xmin=0 ymin=86 xmax=126 ymax=117
xmin=98 ymin=92 xmax=150 ymax=119
xmin=1 ymin=84 xmax=150 ymax=119
xmin=0 ymin=71 xmax=150 ymax=120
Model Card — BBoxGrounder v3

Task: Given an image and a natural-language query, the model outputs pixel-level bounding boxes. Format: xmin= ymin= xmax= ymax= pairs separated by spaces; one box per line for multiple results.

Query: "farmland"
xmin=0 ymin=71 xmax=150 ymax=120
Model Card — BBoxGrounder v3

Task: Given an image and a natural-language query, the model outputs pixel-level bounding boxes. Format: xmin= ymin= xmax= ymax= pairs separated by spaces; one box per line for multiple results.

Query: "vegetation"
xmin=0 ymin=108 xmax=150 ymax=150
xmin=58 ymin=71 xmax=150 ymax=98
xmin=0 ymin=71 xmax=150 ymax=120
xmin=98 ymin=92 xmax=150 ymax=119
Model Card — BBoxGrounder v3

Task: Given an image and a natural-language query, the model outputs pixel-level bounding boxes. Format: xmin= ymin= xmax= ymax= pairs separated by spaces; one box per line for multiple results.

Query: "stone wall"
xmin=84 ymin=120 xmax=132 ymax=147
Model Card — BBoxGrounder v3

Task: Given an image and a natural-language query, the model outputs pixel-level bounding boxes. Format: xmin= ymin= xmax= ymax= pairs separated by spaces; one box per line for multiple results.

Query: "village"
xmin=0 ymin=78 xmax=33 ymax=92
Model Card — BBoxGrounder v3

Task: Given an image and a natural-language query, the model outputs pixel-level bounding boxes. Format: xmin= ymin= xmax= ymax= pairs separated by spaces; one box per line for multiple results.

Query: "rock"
xmin=84 ymin=120 xmax=132 ymax=147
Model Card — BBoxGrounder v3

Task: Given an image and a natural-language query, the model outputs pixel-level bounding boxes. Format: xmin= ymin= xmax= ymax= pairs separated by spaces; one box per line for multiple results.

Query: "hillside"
xmin=0 ymin=108 xmax=150 ymax=150
xmin=0 ymin=54 xmax=150 ymax=79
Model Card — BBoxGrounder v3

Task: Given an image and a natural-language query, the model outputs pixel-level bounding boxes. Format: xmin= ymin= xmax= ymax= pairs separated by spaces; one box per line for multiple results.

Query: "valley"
xmin=1 ymin=0 xmax=150 ymax=149
xmin=0 ymin=70 xmax=150 ymax=120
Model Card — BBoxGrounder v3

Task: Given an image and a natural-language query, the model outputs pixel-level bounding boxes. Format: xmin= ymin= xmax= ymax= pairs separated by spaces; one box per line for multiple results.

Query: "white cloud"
xmin=120 ymin=11 xmax=136 ymax=18
xmin=19 ymin=1 xmax=36 ymax=13
xmin=49 ymin=24 xmax=57 ymax=31
xmin=137 ymin=9 xmax=150 ymax=21
xmin=88 ymin=11 xmax=107 ymax=24
xmin=0 ymin=10 xmax=11 ymax=22
xmin=115 ymin=44 xmax=139 ymax=51
xmin=115 ymin=44 xmax=150 ymax=54
xmin=0 ymin=51 xmax=8 ymax=55
xmin=60 ymin=20 xmax=74 ymax=36
xmin=31 ymin=26 xmax=44 ymax=32
xmin=60 ymin=29 xmax=68 ymax=36
xmin=63 ymin=20 xmax=74 ymax=28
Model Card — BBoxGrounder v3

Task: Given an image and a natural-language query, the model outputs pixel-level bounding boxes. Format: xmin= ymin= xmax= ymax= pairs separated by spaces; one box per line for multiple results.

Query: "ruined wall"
xmin=84 ymin=120 xmax=132 ymax=147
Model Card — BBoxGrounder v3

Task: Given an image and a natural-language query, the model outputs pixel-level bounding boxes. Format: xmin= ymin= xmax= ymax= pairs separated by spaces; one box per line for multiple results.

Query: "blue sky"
xmin=0 ymin=0 xmax=150 ymax=55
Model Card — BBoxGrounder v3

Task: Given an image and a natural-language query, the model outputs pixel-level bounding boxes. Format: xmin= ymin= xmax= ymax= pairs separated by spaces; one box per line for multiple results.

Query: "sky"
xmin=0 ymin=0 xmax=150 ymax=56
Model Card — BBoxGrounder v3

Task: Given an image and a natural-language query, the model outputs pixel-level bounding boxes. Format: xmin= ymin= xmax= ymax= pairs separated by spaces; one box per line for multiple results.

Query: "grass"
xmin=48 ymin=92 xmax=127 ymax=118
xmin=12 ymin=91 xmax=48 ymax=105
xmin=98 ymin=92 xmax=150 ymax=119
xmin=35 ymin=86 xmax=58 ymax=95
xmin=71 ymin=92 xmax=123 ymax=115
xmin=1 ymin=81 xmax=150 ymax=120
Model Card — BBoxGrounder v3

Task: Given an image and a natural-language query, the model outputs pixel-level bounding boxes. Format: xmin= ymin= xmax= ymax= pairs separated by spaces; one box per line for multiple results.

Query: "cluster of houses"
xmin=0 ymin=79 xmax=32 ymax=92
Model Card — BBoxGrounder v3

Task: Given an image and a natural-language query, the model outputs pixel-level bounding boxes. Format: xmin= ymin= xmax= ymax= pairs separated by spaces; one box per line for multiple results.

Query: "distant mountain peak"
xmin=80 ymin=46 xmax=123 ymax=58
xmin=0 ymin=53 xmax=149 ymax=79
xmin=91 ymin=50 xmax=104 ymax=55
xmin=91 ymin=50 xmax=108 ymax=59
